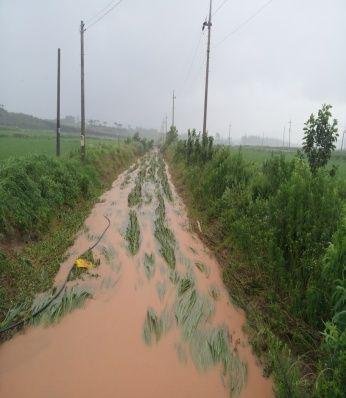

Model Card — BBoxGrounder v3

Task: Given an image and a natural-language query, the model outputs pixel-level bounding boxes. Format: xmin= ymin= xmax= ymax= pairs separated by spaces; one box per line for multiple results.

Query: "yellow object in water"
xmin=75 ymin=258 xmax=94 ymax=270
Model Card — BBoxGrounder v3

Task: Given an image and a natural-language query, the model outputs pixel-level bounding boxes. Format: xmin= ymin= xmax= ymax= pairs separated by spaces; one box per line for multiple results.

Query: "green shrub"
xmin=0 ymin=141 xmax=147 ymax=239
xmin=0 ymin=140 xmax=149 ymax=328
xmin=316 ymin=323 xmax=346 ymax=397
xmin=169 ymin=138 xmax=345 ymax=395
xmin=315 ymin=214 xmax=346 ymax=397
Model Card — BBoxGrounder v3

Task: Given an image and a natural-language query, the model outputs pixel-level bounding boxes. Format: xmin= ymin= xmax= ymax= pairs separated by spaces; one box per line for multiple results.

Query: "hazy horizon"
xmin=1 ymin=0 xmax=345 ymax=146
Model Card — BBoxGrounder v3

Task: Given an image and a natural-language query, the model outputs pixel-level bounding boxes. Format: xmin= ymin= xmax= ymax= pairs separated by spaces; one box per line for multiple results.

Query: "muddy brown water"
xmin=0 ymin=152 xmax=273 ymax=398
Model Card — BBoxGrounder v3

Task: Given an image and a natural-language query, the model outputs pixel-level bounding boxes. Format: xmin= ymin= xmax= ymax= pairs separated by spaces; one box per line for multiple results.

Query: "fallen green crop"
xmin=156 ymin=281 xmax=167 ymax=301
xmin=142 ymin=307 xmax=172 ymax=345
xmin=154 ymin=192 xmax=176 ymax=269
xmin=126 ymin=210 xmax=140 ymax=255
xmin=31 ymin=284 xmax=93 ymax=326
xmin=143 ymin=253 xmax=155 ymax=280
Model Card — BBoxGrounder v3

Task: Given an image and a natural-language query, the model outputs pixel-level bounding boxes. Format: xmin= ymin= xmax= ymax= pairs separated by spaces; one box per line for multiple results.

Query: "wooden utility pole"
xmin=288 ymin=120 xmax=292 ymax=149
xmin=202 ymin=0 xmax=213 ymax=136
xmin=228 ymin=123 xmax=231 ymax=147
xmin=80 ymin=21 xmax=86 ymax=160
xmin=172 ymin=90 xmax=176 ymax=127
xmin=56 ymin=48 xmax=61 ymax=157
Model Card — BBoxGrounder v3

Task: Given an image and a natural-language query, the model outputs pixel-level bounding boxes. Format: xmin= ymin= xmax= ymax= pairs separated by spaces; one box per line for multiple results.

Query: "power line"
xmin=85 ymin=0 xmax=118 ymax=25
xmin=182 ymin=56 xmax=206 ymax=97
xmin=85 ymin=0 xmax=124 ymax=31
xmin=183 ymin=30 xmax=205 ymax=88
xmin=85 ymin=0 xmax=124 ymax=30
xmin=213 ymin=0 xmax=231 ymax=17
xmin=215 ymin=0 xmax=275 ymax=47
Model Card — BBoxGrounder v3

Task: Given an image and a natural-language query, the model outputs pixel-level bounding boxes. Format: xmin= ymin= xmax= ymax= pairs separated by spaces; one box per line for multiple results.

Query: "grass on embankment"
xmin=0 ymin=140 xmax=150 ymax=335
xmin=166 ymin=145 xmax=346 ymax=398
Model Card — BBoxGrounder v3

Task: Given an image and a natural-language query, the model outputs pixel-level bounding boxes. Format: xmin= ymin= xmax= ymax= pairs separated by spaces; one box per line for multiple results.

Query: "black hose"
xmin=0 ymin=216 xmax=111 ymax=336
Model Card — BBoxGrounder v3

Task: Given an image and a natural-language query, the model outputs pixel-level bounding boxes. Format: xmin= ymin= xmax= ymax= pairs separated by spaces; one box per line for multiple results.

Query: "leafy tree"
xmin=179 ymin=128 xmax=213 ymax=164
xmin=208 ymin=136 xmax=214 ymax=160
xmin=186 ymin=129 xmax=194 ymax=163
xmin=302 ymin=104 xmax=338 ymax=173
xmin=165 ymin=126 xmax=178 ymax=147
xmin=202 ymin=130 xmax=209 ymax=160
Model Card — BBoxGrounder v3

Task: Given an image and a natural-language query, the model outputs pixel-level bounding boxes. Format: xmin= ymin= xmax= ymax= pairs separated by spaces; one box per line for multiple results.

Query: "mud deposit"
xmin=0 ymin=151 xmax=273 ymax=398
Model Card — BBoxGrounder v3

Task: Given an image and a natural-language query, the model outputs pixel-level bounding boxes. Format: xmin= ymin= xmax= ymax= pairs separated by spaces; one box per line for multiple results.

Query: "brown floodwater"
xmin=0 ymin=153 xmax=273 ymax=398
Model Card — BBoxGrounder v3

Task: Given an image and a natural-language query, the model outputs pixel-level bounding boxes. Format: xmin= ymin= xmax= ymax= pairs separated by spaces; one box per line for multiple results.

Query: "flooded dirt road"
xmin=0 ymin=151 xmax=273 ymax=398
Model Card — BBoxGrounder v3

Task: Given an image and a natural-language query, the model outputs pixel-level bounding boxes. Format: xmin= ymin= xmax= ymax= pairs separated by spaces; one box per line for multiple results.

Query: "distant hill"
xmin=0 ymin=107 xmax=159 ymax=140
xmin=0 ymin=107 xmax=59 ymax=132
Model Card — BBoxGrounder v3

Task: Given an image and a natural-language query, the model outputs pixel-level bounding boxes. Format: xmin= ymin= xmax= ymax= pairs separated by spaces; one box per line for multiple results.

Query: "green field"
xmin=230 ymin=146 xmax=346 ymax=179
xmin=0 ymin=128 xmax=117 ymax=160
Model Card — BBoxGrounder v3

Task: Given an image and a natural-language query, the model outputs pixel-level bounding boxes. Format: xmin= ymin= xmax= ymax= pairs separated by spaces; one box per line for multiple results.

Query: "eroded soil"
xmin=0 ymin=151 xmax=273 ymax=398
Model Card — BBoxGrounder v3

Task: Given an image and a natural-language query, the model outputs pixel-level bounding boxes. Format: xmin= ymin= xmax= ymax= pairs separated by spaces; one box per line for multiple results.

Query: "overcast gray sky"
xmin=1 ymin=0 xmax=345 ymax=145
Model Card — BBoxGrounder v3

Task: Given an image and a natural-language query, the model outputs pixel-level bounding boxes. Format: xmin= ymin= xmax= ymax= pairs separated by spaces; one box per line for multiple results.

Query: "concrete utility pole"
xmin=56 ymin=48 xmax=61 ymax=157
xmin=228 ymin=123 xmax=231 ymax=147
xmin=172 ymin=90 xmax=176 ymax=127
xmin=80 ymin=21 xmax=86 ymax=160
xmin=341 ymin=130 xmax=345 ymax=151
xmin=288 ymin=120 xmax=292 ymax=149
xmin=202 ymin=0 xmax=213 ymax=136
